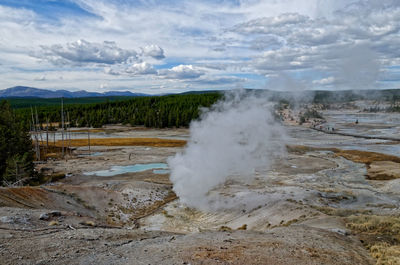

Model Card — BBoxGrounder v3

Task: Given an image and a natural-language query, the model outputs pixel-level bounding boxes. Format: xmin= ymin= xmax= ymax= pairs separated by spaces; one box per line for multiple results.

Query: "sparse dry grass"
xmin=237 ymin=224 xmax=247 ymax=230
xmin=287 ymin=145 xmax=400 ymax=164
xmin=42 ymin=138 xmax=187 ymax=148
xmin=333 ymin=149 xmax=400 ymax=165
xmin=80 ymin=220 xmax=96 ymax=226
xmin=48 ymin=220 xmax=59 ymax=226
xmin=191 ymin=244 xmax=247 ymax=263
xmin=345 ymin=215 xmax=400 ymax=237
xmin=313 ymin=206 xmax=371 ymax=217
xmin=370 ymin=243 xmax=400 ymax=265
xmin=218 ymin=225 xmax=232 ymax=232
xmin=345 ymin=215 xmax=400 ymax=265
xmin=367 ymin=161 xmax=400 ymax=180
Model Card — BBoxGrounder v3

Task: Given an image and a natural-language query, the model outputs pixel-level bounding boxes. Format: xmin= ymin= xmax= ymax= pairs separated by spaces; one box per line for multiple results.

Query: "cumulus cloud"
xmin=105 ymin=62 xmax=156 ymax=76
xmin=126 ymin=62 xmax=157 ymax=75
xmin=1 ymin=0 xmax=400 ymax=91
xmin=227 ymin=1 xmax=400 ymax=89
xmin=158 ymin=65 xmax=205 ymax=79
xmin=35 ymin=39 xmax=138 ymax=65
xmin=141 ymin=44 xmax=165 ymax=60
xmin=253 ymin=47 xmax=315 ymax=73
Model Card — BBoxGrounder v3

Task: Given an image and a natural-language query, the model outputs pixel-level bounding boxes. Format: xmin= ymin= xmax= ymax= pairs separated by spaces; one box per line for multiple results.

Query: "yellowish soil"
xmin=69 ymin=128 xmax=105 ymax=133
xmin=333 ymin=149 xmax=400 ymax=165
xmin=367 ymin=161 xmax=400 ymax=180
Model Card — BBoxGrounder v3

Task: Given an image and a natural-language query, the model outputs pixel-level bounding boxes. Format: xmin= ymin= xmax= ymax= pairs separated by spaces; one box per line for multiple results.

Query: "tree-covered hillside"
xmin=7 ymin=96 xmax=135 ymax=109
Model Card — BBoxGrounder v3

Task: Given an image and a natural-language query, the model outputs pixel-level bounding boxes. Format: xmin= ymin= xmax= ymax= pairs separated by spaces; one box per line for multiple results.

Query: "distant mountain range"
xmin=0 ymin=86 xmax=148 ymax=98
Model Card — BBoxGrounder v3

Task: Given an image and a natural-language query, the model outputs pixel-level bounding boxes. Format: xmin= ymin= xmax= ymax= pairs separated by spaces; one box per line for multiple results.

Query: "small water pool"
xmin=83 ymin=163 xmax=168 ymax=177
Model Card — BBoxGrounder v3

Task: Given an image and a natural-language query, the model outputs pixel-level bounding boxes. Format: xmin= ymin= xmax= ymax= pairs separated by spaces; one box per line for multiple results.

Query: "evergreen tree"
xmin=0 ymin=101 xmax=34 ymax=186
xmin=14 ymin=93 xmax=222 ymax=129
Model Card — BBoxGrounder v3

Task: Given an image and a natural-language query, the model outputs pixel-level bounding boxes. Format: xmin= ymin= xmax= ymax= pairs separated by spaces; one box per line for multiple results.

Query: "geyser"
xmin=168 ymin=90 xmax=286 ymax=210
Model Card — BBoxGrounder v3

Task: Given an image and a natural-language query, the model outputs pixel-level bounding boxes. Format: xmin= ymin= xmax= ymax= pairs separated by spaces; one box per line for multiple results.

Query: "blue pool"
xmin=84 ymin=163 xmax=169 ymax=177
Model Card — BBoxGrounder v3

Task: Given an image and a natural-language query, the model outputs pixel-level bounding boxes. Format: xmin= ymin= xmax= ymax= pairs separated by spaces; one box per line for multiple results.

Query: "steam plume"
xmin=167 ymin=90 xmax=286 ymax=210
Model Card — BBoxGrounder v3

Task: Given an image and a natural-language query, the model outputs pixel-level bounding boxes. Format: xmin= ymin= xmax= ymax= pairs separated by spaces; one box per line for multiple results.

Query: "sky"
xmin=0 ymin=0 xmax=399 ymax=94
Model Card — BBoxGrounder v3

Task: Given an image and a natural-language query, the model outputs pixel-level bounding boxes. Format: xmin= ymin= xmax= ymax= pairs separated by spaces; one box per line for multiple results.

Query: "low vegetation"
xmin=345 ymin=215 xmax=400 ymax=265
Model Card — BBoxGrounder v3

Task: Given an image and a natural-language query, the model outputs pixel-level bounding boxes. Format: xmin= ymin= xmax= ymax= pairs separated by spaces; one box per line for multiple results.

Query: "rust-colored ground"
xmin=0 ymin=187 xmax=49 ymax=208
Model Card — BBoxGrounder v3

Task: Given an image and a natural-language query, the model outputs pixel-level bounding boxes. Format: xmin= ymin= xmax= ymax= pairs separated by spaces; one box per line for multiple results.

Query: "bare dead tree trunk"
xmin=67 ymin=111 xmax=72 ymax=155
xmin=35 ymin=107 xmax=43 ymax=160
xmin=88 ymin=128 xmax=91 ymax=154
xmin=61 ymin=98 xmax=64 ymax=158
xmin=31 ymin=107 xmax=39 ymax=161
xmin=46 ymin=118 xmax=49 ymax=151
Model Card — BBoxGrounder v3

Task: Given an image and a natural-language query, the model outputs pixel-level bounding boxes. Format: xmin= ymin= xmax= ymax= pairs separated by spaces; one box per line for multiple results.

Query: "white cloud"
xmin=34 ymin=39 xmax=138 ymax=65
xmin=105 ymin=61 xmax=156 ymax=76
xmin=141 ymin=45 xmax=165 ymax=60
xmin=158 ymin=65 xmax=205 ymax=79
xmin=0 ymin=0 xmax=399 ymax=92
xmin=228 ymin=1 xmax=400 ymax=89
xmin=232 ymin=13 xmax=309 ymax=35
xmin=253 ymin=48 xmax=315 ymax=73
xmin=191 ymin=75 xmax=246 ymax=85
xmin=125 ymin=62 xmax=156 ymax=75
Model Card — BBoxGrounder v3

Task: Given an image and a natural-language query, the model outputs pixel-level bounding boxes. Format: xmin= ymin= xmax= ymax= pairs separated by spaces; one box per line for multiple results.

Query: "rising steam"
xmin=167 ymin=90 xmax=286 ymax=210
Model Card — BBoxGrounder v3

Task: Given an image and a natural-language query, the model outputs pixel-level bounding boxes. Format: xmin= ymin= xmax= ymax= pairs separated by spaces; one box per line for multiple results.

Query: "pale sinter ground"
xmin=1 ymin=109 xmax=400 ymax=265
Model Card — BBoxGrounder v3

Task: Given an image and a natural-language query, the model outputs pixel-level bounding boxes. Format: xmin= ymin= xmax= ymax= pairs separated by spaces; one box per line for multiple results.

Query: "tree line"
xmin=15 ymin=93 xmax=222 ymax=129
xmin=0 ymin=93 xmax=221 ymax=185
